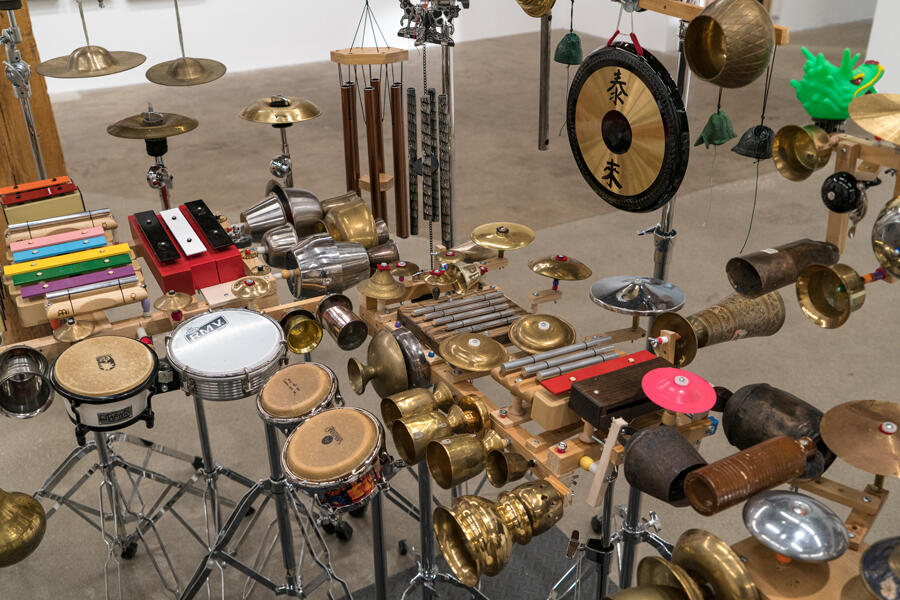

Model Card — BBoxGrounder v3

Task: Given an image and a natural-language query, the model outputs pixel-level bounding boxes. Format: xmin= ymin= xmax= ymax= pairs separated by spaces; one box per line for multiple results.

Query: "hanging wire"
xmin=740 ymin=160 xmax=761 ymax=253
xmin=173 ymin=0 xmax=186 ymax=58
xmin=557 ymin=0 xmax=577 ymax=136
xmin=77 ymin=0 xmax=91 ymax=46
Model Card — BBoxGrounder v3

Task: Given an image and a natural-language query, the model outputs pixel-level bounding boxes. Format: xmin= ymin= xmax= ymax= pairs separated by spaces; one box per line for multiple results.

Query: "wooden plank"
xmin=528 ymin=288 xmax=562 ymax=313
xmin=359 ymin=172 xmax=394 ymax=192
xmin=330 ymin=47 xmax=408 ymax=66
xmin=792 ymin=477 xmax=883 ymax=516
xmin=0 ymin=0 xmax=67 ymax=187
xmin=635 ymin=0 xmax=790 ymax=45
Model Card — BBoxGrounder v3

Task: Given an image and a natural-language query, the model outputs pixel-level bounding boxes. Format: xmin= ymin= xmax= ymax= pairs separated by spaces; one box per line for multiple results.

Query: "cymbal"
xmin=240 ymin=95 xmax=322 ymax=125
xmin=528 ymin=254 xmax=592 ymax=281
xmin=153 ymin=290 xmax=192 ymax=312
xmin=590 ymin=275 xmax=685 ymax=316
xmin=53 ymin=318 xmax=94 ymax=343
xmin=146 ymin=56 xmax=226 ymax=86
xmin=107 ymin=109 xmax=198 ymax=140
xmin=820 ymin=399 xmax=900 ymax=477
xmin=357 ymin=265 xmax=405 ymax=301
xmin=470 ymin=222 xmax=535 ymax=251
xmin=439 ymin=333 xmax=509 ymax=372
xmin=36 ymin=45 xmax=146 ymax=79
xmin=849 ymin=93 xmax=900 ymax=146
xmin=507 ymin=314 xmax=576 ymax=354
xmin=861 ymin=536 xmax=900 ymax=599
xmin=436 ymin=250 xmax=464 ymax=265
xmin=231 ymin=276 xmax=273 ymax=300
xmin=391 ymin=260 xmax=420 ymax=278
xmin=419 ymin=269 xmax=455 ymax=286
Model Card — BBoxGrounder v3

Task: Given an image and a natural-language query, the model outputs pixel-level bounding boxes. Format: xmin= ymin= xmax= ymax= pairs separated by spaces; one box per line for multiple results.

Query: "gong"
xmin=567 ymin=42 xmax=690 ymax=213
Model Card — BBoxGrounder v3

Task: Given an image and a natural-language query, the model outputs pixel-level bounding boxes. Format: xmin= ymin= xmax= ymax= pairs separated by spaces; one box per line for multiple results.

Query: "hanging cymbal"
xmin=240 ymin=95 xmax=322 ymax=125
xmin=861 ymin=537 xmax=900 ymax=599
xmin=436 ymin=250 xmax=464 ymax=265
xmin=153 ymin=290 xmax=193 ymax=313
xmin=357 ymin=264 xmax=405 ymax=301
xmin=146 ymin=56 xmax=226 ymax=87
xmin=231 ymin=276 xmax=273 ymax=300
xmin=590 ymin=275 xmax=685 ymax=316
xmin=849 ymin=93 xmax=900 ymax=146
xmin=507 ymin=314 xmax=576 ymax=354
xmin=107 ymin=109 xmax=198 ymax=140
xmin=528 ymin=254 xmax=592 ymax=281
xmin=820 ymin=399 xmax=900 ymax=477
xmin=439 ymin=333 xmax=509 ymax=372
xmin=470 ymin=222 xmax=535 ymax=251
xmin=53 ymin=318 xmax=94 ymax=343
xmin=391 ymin=260 xmax=420 ymax=278
xmin=36 ymin=45 xmax=146 ymax=79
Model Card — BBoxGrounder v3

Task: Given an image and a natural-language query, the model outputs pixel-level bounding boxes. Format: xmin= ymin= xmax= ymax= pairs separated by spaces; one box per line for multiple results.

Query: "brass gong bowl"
xmin=0 ymin=488 xmax=46 ymax=567
xmin=508 ymin=314 xmax=576 ymax=355
xmin=439 ymin=333 xmax=509 ymax=373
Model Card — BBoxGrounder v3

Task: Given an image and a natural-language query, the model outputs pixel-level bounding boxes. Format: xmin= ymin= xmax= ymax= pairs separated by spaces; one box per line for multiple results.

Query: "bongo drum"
xmin=50 ymin=336 xmax=158 ymax=441
xmin=167 ymin=308 xmax=287 ymax=401
xmin=257 ymin=362 xmax=342 ymax=435
xmin=282 ymin=407 xmax=385 ymax=513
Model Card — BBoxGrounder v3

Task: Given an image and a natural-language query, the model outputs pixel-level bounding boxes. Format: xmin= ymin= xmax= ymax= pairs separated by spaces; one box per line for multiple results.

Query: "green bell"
xmin=694 ymin=110 xmax=737 ymax=148
xmin=554 ymin=32 xmax=583 ymax=66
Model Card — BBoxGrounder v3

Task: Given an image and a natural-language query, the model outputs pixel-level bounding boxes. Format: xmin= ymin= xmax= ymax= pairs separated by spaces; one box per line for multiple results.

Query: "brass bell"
xmin=485 ymin=450 xmax=533 ymax=487
xmin=433 ymin=479 xmax=564 ymax=586
xmin=451 ymin=262 xmax=484 ymax=294
xmin=671 ymin=529 xmax=759 ymax=600
xmin=321 ymin=195 xmax=379 ymax=248
xmin=392 ymin=395 xmax=490 ymax=465
xmin=381 ymin=381 xmax=455 ymax=424
xmin=872 ymin=196 xmax=900 ymax=279
xmin=604 ymin=586 xmax=690 ymax=600
xmin=795 ymin=263 xmax=867 ymax=329
xmin=347 ymin=329 xmax=407 ymax=396
xmin=0 ymin=488 xmax=46 ymax=568
xmin=772 ymin=125 xmax=832 ymax=181
xmin=426 ymin=429 xmax=507 ymax=489
xmin=279 ymin=309 xmax=323 ymax=354
xmin=637 ymin=556 xmax=706 ymax=600
xmin=357 ymin=263 xmax=405 ymax=302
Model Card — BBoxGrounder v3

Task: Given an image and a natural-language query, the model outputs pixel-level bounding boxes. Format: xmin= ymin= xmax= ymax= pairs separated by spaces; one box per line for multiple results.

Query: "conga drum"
xmin=257 ymin=362 xmax=342 ymax=435
xmin=50 ymin=336 xmax=158 ymax=442
xmin=282 ymin=407 xmax=386 ymax=513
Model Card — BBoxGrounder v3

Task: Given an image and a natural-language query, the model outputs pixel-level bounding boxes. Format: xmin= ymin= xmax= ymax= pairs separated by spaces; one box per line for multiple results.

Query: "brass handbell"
xmin=391 ymin=395 xmax=490 ymax=465
xmin=650 ymin=292 xmax=786 ymax=366
xmin=279 ymin=309 xmax=323 ymax=354
xmin=0 ymin=488 xmax=46 ymax=567
xmin=795 ymin=263 xmax=872 ymax=328
xmin=321 ymin=195 xmax=379 ymax=249
xmin=485 ymin=450 xmax=533 ymax=487
xmin=433 ymin=479 xmax=564 ymax=586
xmin=773 ymin=125 xmax=832 ymax=181
xmin=427 ymin=429 xmax=507 ymax=489
xmin=380 ymin=381 xmax=455 ymax=424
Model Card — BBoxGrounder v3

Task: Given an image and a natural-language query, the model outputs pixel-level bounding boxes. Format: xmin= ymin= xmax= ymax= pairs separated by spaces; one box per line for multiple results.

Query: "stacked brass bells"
xmin=0 ymin=488 xmax=46 ymax=567
xmin=433 ymin=479 xmax=564 ymax=586
xmin=347 ymin=329 xmax=407 ymax=395
xmin=357 ymin=264 xmax=405 ymax=302
xmin=508 ymin=314 xmax=576 ymax=354
xmin=439 ymin=333 xmax=509 ymax=372
xmin=279 ymin=309 xmax=322 ymax=354
xmin=426 ymin=429 xmax=507 ymax=488
xmin=381 ymin=381 xmax=455 ymax=424
xmin=391 ymin=395 xmax=490 ymax=465
xmin=772 ymin=125 xmax=832 ymax=181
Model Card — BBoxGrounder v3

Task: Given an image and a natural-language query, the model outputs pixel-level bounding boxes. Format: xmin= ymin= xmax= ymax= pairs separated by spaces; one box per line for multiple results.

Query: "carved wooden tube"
xmin=340 ymin=82 xmax=361 ymax=195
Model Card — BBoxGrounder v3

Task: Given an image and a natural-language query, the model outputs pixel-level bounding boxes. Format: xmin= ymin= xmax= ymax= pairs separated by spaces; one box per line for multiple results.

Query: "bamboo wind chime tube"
xmin=340 ymin=82 xmax=361 ymax=195
xmin=391 ymin=82 xmax=410 ymax=238
xmin=363 ymin=85 xmax=385 ymax=220
xmin=407 ymin=87 xmax=419 ymax=235
xmin=371 ymin=78 xmax=389 ymax=220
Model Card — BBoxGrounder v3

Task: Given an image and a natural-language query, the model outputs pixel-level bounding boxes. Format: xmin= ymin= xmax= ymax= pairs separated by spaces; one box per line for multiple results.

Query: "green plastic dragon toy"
xmin=790 ymin=47 xmax=884 ymax=122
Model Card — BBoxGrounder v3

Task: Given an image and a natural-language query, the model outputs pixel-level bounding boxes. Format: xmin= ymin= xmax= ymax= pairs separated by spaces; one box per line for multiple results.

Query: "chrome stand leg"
xmin=372 ymin=493 xmax=388 ymax=600
xmin=618 ymin=487 xmax=642 ymax=589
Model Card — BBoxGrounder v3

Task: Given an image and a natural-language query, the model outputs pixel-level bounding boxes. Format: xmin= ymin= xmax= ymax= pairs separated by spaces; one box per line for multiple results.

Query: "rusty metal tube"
xmin=363 ymin=85 xmax=384 ymax=221
xmin=689 ymin=291 xmax=785 ymax=348
xmin=684 ymin=436 xmax=816 ymax=516
xmin=371 ymin=79 xmax=389 ymax=221
xmin=340 ymin=82 xmax=361 ymax=195
xmin=390 ymin=82 xmax=410 ymax=238
xmin=726 ymin=239 xmax=839 ymax=298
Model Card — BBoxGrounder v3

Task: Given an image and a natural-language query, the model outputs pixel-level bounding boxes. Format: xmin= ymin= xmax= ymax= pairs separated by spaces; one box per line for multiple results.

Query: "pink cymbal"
xmin=641 ymin=367 xmax=715 ymax=414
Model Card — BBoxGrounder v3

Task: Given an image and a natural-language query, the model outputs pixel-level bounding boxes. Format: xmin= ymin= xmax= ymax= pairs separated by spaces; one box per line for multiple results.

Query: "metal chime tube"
xmin=391 ymin=82 xmax=410 ymax=238
xmin=371 ymin=78 xmax=388 ymax=220
xmin=423 ymin=296 xmax=508 ymax=321
xmin=431 ymin=302 xmax=510 ymax=325
xmin=413 ymin=290 xmax=505 ymax=316
xmin=523 ymin=345 xmax=615 ymax=375
xmin=340 ymin=82 xmax=361 ymax=195
xmin=364 ymin=85 xmax=385 ymax=220
xmin=535 ymin=350 xmax=619 ymax=381
xmin=407 ymin=87 xmax=419 ymax=235
xmin=441 ymin=42 xmax=455 ymax=248
xmin=438 ymin=94 xmax=453 ymax=249
xmin=420 ymin=92 xmax=434 ymax=227
xmin=444 ymin=308 xmax=516 ymax=330
xmin=427 ymin=89 xmax=439 ymax=225
xmin=538 ymin=12 xmax=551 ymax=151
xmin=501 ymin=336 xmax=613 ymax=373
xmin=455 ymin=314 xmax=518 ymax=333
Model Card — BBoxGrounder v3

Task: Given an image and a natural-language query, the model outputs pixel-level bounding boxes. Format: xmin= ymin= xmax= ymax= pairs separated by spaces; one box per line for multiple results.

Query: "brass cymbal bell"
xmin=435 ymin=250 xmax=464 ymax=266
xmin=452 ymin=262 xmax=486 ymax=294
xmin=357 ymin=264 xmax=405 ymax=301
xmin=671 ymin=529 xmax=758 ymax=600
xmin=470 ymin=222 xmax=535 ymax=254
xmin=240 ymin=95 xmax=322 ymax=125
xmin=391 ymin=260 xmax=420 ymax=280
xmin=279 ymin=309 xmax=323 ymax=354
xmin=36 ymin=45 xmax=146 ymax=79
xmin=107 ymin=109 xmax=198 ymax=140
xmin=772 ymin=125 xmax=832 ymax=182
xmin=485 ymin=450 xmax=533 ymax=487
xmin=418 ymin=268 xmax=455 ymax=286
xmin=146 ymin=56 xmax=226 ymax=87
xmin=849 ymin=93 xmax=900 ymax=146
xmin=347 ymin=329 xmax=408 ymax=396
xmin=52 ymin=318 xmax=95 ymax=343
xmin=439 ymin=333 xmax=509 ymax=372
xmin=153 ymin=290 xmax=193 ymax=313
xmin=795 ymin=263 xmax=866 ymax=329
xmin=508 ymin=314 xmax=576 ymax=355
xmin=391 ymin=396 xmax=490 ymax=465
xmin=636 ymin=557 xmax=705 ymax=600
xmin=380 ymin=380 xmax=455 ymax=424
xmin=426 ymin=429 xmax=507 ymax=489
xmin=448 ymin=240 xmax=497 ymax=262
xmin=0 ymin=488 xmax=46 ymax=568
xmin=820 ymin=399 xmax=900 ymax=478
xmin=231 ymin=276 xmax=273 ymax=300
xmin=528 ymin=254 xmax=593 ymax=281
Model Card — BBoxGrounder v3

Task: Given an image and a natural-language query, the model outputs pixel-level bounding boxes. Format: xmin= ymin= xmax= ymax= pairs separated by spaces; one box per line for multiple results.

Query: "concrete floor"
xmin=2 ymin=19 xmax=898 ymax=600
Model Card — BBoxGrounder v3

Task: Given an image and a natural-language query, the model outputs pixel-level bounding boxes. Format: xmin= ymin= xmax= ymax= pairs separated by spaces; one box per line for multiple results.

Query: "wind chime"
xmin=331 ymin=2 xmax=410 ymax=238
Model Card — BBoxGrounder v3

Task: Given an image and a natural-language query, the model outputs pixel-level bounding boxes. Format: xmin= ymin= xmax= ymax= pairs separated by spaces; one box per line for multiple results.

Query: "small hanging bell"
xmin=732 ymin=124 xmax=774 ymax=160
xmin=554 ymin=32 xmax=583 ymax=66
xmin=694 ymin=110 xmax=737 ymax=148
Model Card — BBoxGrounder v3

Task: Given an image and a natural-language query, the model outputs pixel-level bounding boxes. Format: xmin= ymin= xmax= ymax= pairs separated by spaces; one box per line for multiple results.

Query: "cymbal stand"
xmin=145 ymin=135 xmax=175 ymax=210
xmin=1 ymin=7 xmax=46 ymax=178
xmin=270 ymin=108 xmax=294 ymax=187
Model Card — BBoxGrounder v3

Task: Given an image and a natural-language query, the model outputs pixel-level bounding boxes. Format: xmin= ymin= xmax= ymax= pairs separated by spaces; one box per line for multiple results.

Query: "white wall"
xmin=770 ymin=0 xmax=876 ymax=31
xmin=866 ymin=0 xmax=900 ymax=94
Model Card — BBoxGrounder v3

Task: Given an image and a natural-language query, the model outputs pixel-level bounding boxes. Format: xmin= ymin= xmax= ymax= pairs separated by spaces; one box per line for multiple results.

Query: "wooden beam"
xmin=635 ymin=0 xmax=791 ymax=45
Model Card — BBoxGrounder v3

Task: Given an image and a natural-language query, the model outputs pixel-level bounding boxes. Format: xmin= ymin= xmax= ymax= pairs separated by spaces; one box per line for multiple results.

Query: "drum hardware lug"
xmin=183 ymin=378 xmax=195 ymax=396
xmin=241 ymin=368 xmax=253 ymax=395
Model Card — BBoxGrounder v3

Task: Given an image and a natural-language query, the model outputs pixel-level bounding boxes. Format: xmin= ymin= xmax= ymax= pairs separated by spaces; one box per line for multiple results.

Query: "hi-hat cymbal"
xmin=436 ymin=250 xmax=464 ymax=265
xmin=240 ymin=95 xmax=322 ymax=125
xmin=36 ymin=45 xmax=146 ymax=79
xmin=861 ymin=537 xmax=900 ymax=599
xmin=820 ymin=399 xmax=900 ymax=477
xmin=590 ymin=276 xmax=685 ymax=316
xmin=153 ymin=290 xmax=193 ymax=312
xmin=146 ymin=56 xmax=226 ymax=87
xmin=439 ymin=333 xmax=509 ymax=372
xmin=419 ymin=269 xmax=455 ymax=286
xmin=53 ymin=318 xmax=95 ymax=343
xmin=107 ymin=109 xmax=198 ymax=140
xmin=508 ymin=314 xmax=576 ymax=354
xmin=470 ymin=222 xmax=535 ymax=251
xmin=528 ymin=254 xmax=592 ymax=281
xmin=849 ymin=93 xmax=900 ymax=146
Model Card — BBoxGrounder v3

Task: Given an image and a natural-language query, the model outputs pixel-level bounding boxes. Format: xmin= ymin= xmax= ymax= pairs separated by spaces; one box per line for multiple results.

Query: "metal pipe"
xmin=264 ymin=423 xmax=297 ymax=581
xmin=3 ymin=10 xmax=46 ymax=179
xmin=427 ymin=88 xmax=439 ymax=224
xmin=391 ymin=82 xmax=410 ymax=238
xmin=423 ymin=296 xmax=507 ymax=320
xmin=501 ymin=336 xmax=613 ymax=373
xmin=618 ymin=486 xmax=643 ymax=589
xmin=153 ymin=156 xmax=172 ymax=210
xmin=596 ymin=467 xmax=618 ymax=599
xmin=431 ymin=301 xmax=510 ymax=325
xmin=413 ymin=291 xmax=504 ymax=316
xmin=44 ymin=275 xmax=139 ymax=301
xmin=444 ymin=308 xmax=516 ymax=330
xmin=341 ymin=82 xmax=361 ymax=195
xmin=420 ymin=91 xmax=435 ymax=224
xmin=535 ymin=350 xmax=620 ymax=381
xmin=455 ymin=314 xmax=519 ymax=333
xmin=6 ymin=208 xmax=111 ymax=233
xmin=440 ymin=42 xmax=455 ymax=247
xmin=371 ymin=78 xmax=388 ymax=220
xmin=407 ymin=86 xmax=419 ymax=235
xmin=371 ymin=493 xmax=388 ymax=600
xmin=417 ymin=460 xmax=436 ymax=600
xmin=523 ymin=345 xmax=615 ymax=375
xmin=364 ymin=86 xmax=384 ymax=220
xmin=538 ymin=13 xmax=551 ymax=151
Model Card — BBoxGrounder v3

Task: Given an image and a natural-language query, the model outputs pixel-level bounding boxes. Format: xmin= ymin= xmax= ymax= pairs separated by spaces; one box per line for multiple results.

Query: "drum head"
xmin=567 ymin=42 xmax=690 ymax=213
xmin=167 ymin=309 xmax=284 ymax=378
xmin=54 ymin=336 xmax=155 ymax=399
xmin=285 ymin=408 xmax=379 ymax=483
xmin=260 ymin=363 xmax=334 ymax=418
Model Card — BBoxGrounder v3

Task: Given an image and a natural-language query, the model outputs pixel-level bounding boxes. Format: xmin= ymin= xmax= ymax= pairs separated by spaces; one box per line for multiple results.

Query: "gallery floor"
xmin=1 ymin=19 xmax=896 ymax=599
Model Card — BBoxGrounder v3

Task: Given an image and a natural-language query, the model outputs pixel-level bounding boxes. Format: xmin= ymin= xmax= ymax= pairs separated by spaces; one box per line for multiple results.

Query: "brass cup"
xmin=485 ymin=450 xmax=532 ymax=487
xmin=321 ymin=195 xmax=379 ymax=248
xmin=0 ymin=488 xmax=46 ymax=568
xmin=773 ymin=125 xmax=832 ymax=182
xmin=796 ymin=264 xmax=866 ymax=329
xmin=426 ymin=429 xmax=507 ymax=489
xmin=381 ymin=381 xmax=455 ymax=424
xmin=279 ymin=309 xmax=323 ymax=354
xmin=391 ymin=396 xmax=489 ymax=465
xmin=433 ymin=479 xmax=564 ymax=586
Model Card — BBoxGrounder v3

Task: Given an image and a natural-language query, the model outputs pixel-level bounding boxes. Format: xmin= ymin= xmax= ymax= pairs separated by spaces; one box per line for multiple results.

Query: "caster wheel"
xmin=398 ymin=540 xmax=408 ymax=556
xmin=349 ymin=504 xmax=367 ymax=519
xmin=590 ymin=515 xmax=602 ymax=534
xmin=120 ymin=541 xmax=138 ymax=560
xmin=321 ymin=521 xmax=336 ymax=535
xmin=335 ymin=521 xmax=353 ymax=542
